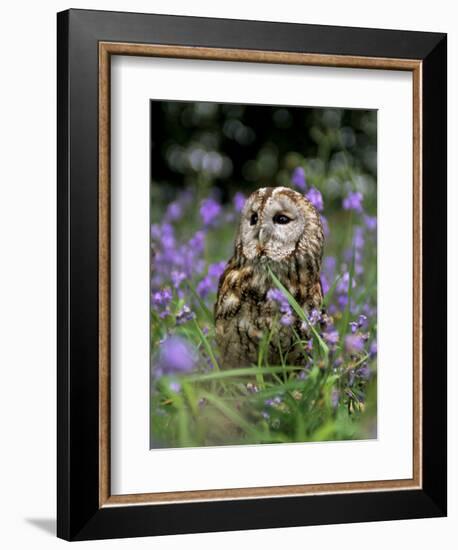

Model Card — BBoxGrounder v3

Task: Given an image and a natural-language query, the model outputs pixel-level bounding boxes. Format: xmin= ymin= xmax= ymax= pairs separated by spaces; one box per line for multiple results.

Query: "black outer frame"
xmin=57 ymin=9 xmax=447 ymax=541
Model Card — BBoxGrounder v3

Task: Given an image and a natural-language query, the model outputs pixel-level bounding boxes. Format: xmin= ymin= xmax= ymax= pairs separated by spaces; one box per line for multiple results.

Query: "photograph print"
xmin=150 ymin=100 xmax=377 ymax=449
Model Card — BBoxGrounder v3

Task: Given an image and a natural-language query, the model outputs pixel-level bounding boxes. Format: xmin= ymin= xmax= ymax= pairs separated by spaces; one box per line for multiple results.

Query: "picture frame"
xmin=57 ymin=8 xmax=447 ymax=541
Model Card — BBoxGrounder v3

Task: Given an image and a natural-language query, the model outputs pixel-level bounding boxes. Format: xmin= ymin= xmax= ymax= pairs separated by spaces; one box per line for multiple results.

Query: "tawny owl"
xmin=214 ymin=186 xmax=324 ymax=369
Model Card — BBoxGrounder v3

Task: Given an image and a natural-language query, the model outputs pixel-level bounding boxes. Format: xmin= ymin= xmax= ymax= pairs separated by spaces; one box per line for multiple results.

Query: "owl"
xmin=214 ymin=186 xmax=324 ymax=369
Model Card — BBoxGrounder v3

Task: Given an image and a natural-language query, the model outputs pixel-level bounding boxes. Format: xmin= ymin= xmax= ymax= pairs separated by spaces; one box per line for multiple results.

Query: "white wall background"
xmin=0 ymin=1 xmax=454 ymax=548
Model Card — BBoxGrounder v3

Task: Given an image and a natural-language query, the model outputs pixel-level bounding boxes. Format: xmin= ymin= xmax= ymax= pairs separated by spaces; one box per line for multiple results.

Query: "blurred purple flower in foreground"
xmin=151 ymin=288 xmax=172 ymax=318
xmin=200 ymin=197 xmax=221 ymax=226
xmin=324 ymin=329 xmax=339 ymax=346
xmin=306 ymin=187 xmax=324 ymax=211
xmin=233 ymin=192 xmax=246 ymax=213
xmin=343 ymin=191 xmax=363 ymax=213
xmin=171 ymin=270 xmax=186 ymax=289
xmin=164 ymin=201 xmax=183 ymax=222
xmin=320 ymin=215 xmax=330 ymax=238
xmin=151 ymin=224 xmax=206 ymax=289
xmin=345 ymin=333 xmax=365 ymax=355
xmin=364 ymin=214 xmax=377 ymax=231
xmin=370 ymin=339 xmax=377 ymax=357
xmin=156 ymin=335 xmax=197 ymax=376
xmin=169 ymin=381 xmax=181 ymax=393
xmin=349 ymin=314 xmax=367 ymax=333
xmin=291 ymin=167 xmax=307 ymax=192
xmin=356 ymin=363 xmax=371 ymax=380
xmin=208 ymin=261 xmax=226 ymax=279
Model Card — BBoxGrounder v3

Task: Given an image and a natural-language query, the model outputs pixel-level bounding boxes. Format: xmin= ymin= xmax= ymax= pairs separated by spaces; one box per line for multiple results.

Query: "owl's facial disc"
xmin=239 ymin=187 xmax=307 ymax=262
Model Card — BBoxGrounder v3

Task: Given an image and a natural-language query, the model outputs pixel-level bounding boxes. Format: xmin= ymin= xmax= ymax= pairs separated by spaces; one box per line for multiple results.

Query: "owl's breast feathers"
xmin=214 ymin=256 xmax=323 ymax=368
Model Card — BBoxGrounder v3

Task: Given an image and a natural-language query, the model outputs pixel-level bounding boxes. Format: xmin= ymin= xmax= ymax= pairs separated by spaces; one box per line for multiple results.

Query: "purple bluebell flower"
xmin=196 ymin=275 xmax=213 ymax=298
xmin=171 ymin=270 xmax=186 ymax=289
xmin=336 ymin=272 xmax=356 ymax=295
xmin=151 ymin=287 xmax=172 ymax=308
xmin=208 ymin=261 xmax=226 ymax=279
xmin=320 ymin=215 xmax=330 ymax=238
xmin=309 ymin=308 xmax=321 ymax=325
xmin=320 ymin=274 xmax=330 ymax=295
xmin=159 ymin=309 xmax=170 ymax=319
xmin=306 ymin=187 xmax=324 ymax=211
xmin=267 ymin=288 xmax=295 ymax=327
xmin=161 ymin=223 xmax=176 ymax=248
xmin=324 ymin=330 xmax=339 ymax=345
xmin=358 ymin=314 xmax=368 ymax=329
xmin=156 ymin=335 xmax=197 ymax=376
xmin=151 ymin=288 xmax=173 ymax=319
xmin=349 ymin=314 xmax=368 ymax=334
xmin=189 ymin=230 xmax=206 ymax=253
xmin=333 ymin=357 xmax=343 ymax=369
xmin=345 ymin=334 xmax=365 ymax=355
xmin=169 ymin=381 xmax=181 ymax=393
xmin=200 ymin=197 xmax=221 ymax=226
xmin=280 ymin=312 xmax=294 ymax=326
xmin=356 ymin=363 xmax=371 ymax=380
xmin=164 ymin=201 xmax=183 ymax=222
xmin=323 ymin=256 xmax=336 ymax=281
xmin=353 ymin=226 xmax=365 ymax=250
xmin=233 ymin=192 xmax=246 ymax=212
xmin=266 ymin=288 xmax=291 ymax=314
xmin=343 ymin=191 xmax=363 ymax=213
xmin=291 ymin=167 xmax=307 ymax=192
xmin=369 ymin=339 xmax=377 ymax=357
xmin=363 ymin=214 xmax=377 ymax=231
xmin=196 ymin=261 xmax=226 ymax=298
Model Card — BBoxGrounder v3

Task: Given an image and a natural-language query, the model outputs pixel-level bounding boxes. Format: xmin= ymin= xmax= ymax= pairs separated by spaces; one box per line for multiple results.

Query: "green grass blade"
xmin=186 ymin=365 xmax=304 ymax=383
xmin=268 ymin=267 xmax=329 ymax=357
xmin=187 ymin=282 xmax=214 ymax=325
xmin=192 ymin=318 xmax=220 ymax=371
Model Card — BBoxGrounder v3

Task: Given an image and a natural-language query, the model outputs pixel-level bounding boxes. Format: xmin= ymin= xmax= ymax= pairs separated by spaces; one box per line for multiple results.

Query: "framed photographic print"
xmin=57 ymin=9 xmax=447 ymax=541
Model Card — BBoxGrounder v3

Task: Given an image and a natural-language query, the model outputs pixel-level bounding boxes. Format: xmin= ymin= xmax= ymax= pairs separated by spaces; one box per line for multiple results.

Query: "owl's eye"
xmin=250 ymin=212 xmax=258 ymax=226
xmin=273 ymin=214 xmax=291 ymax=225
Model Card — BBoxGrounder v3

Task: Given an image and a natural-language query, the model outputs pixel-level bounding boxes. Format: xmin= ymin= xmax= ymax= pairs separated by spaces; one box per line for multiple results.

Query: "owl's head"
xmin=236 ymin=186 xmax=324 ymax=264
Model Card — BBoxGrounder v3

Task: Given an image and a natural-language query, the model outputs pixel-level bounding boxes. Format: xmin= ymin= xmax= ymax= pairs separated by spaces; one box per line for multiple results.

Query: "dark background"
xmin=150 ymin=100 xmax=377 ymax=203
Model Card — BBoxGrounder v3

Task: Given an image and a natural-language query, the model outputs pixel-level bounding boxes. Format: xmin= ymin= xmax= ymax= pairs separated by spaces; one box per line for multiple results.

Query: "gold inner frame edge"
xmin=98 ymin=42 xmax=422 ymax=507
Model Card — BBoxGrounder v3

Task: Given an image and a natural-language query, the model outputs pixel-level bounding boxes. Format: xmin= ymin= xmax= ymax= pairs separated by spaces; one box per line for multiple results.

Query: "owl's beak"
xmin=258 ymin=226 xmax=270 ymax=246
